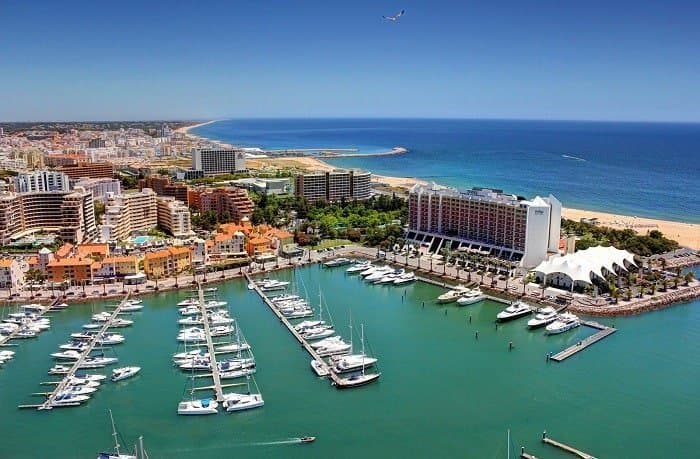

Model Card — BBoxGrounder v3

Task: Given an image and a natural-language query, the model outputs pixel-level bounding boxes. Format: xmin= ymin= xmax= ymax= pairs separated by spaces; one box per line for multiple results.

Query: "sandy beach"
xmin=175 ymin=120 xmax=219 ymax=135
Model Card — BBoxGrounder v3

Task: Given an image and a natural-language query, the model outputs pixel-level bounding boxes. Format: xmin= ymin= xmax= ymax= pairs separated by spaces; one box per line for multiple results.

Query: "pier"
xmin=541 ymin=431 xmax=597 ymax=459
xmin=550 ymin=321 xmax=616 ymax=362
xmin=244 ymin=272 xmax=342 ymax=386
xmin=0 ymin=297 xmax=63 ymax=347
xmin=195 ymin=284 xmax=225 ymax=402
xmin=26 ymin=294 xmax=132 ymax=411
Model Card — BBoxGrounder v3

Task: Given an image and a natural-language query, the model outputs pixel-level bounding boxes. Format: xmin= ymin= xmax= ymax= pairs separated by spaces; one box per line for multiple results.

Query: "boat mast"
xmin=109 ymin=409 xmax=121 ymax=456
xmin=507 ymin=429 xmax=510 ymax=459
xmin=361 ymin=324 xmax=365 ymax=376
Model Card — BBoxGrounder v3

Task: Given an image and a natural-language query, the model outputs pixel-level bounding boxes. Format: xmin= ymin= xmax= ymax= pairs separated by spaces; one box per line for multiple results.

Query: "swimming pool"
xmin=132 ymin=235 xmax=151 ymax=244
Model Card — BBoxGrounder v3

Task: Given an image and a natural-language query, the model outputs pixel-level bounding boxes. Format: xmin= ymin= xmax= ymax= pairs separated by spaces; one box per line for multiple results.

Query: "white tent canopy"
xmin=532 ymin=246 xmax=637 ymax=285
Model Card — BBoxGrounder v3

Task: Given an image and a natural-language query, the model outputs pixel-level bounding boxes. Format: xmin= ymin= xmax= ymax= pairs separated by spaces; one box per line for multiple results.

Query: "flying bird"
xmin=382 ymin=9 xmax=405 ymax=22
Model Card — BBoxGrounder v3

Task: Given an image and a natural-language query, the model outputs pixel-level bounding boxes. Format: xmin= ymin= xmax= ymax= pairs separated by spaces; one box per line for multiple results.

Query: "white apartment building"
xmin=13 ymin=170 xmax=70 ymax=193
xmin=0 ymin=258 xmax=24 ymax=289
xmin=192 ymin=148 xmax=246 ymax=175
xmin=73 ymin=178 xmax=121 ymax=202
xmin=99 ymin=188 xmax=157 ymax=242
xmin=156 ymin=196 xmax=193 ymax=238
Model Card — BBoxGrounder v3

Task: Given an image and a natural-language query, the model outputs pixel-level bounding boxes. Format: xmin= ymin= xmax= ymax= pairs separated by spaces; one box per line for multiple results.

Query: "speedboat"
xmin=347 ymin=262 xmax=371 ymax=274
xmin=300 ymin=436 xmax=316 ymax=444
xmin=111 ymin=366 xmax=141 ymax=382
xmin=456 ymin=289 xmax=485 ymax=306
xmin=49 ymin=364 xmax=71 ymax=375
xmin=436 ymin=286 xmax=470 ymax=304
xmin=222 ymin=392 xmax=264 ymax=412
xmin=51 ymin=350 xmax=84 ymax=360
xmin=323 ymin=257 xmax=352 ymax=268
xmin=179 ymin=305 xmax=200 ymax=316
xmin=204 ymin=300 xmax=227 ymax=308
xmin=258 ymin=279 xmax=290 ymax=291
xmin=527 ymin=307 xmax=559 ymax=329
xmin=177 ymin=398 xmax=219 ymax=415
xmin=120 ymin=302 xmax=143 ymax=312
xmin=545 ymin=313 xmax=581 ymax=335
xmin=310 ymin=360 xmax=329 ymax=377
xmin=496 ymin=301 xmax=533 ymax=322
xmin=97 ymin=334 xmax=125 ymax=345
xmin=393 ymin=272 xmax=416 ymax=285
xmin=330 ymin=354 xmax=378 ymax=374
xmin=108 ymin=318 xmax=133 ymax=328
xmin=49 ymin=392 xmax=90 ymax=407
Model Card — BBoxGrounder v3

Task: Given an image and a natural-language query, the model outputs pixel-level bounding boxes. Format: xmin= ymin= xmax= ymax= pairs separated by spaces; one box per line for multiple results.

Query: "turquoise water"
xmin=132 ymin=236 xmax=151 ymax=245
xmin=193 ymin=119 xmax=700 ymax=222
xmin=1 ymin=265 xmax=699 ymax=458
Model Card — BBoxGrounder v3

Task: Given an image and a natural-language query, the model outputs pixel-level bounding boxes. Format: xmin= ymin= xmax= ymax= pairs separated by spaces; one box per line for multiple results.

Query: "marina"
xmin=0 ymin=298 xmax=65 ymax=348
xmin=549 ymin=321 xmax=617 ymax=362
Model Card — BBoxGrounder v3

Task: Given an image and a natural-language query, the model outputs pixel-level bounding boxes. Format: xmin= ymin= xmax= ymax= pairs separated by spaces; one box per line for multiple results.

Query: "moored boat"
xmin=456 ymin=288 xmax=485 ymax=306
xmin=545 ymin=312 xmax=581 ymax=335
xmin=496 ymin=301 xmax=533 ymax=322
xmin=527 ymin=307 xmax=559 ymax=329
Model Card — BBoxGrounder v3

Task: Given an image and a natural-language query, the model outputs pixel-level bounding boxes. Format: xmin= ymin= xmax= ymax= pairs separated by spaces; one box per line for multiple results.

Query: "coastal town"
xmin=0 ymin=121 xmax=696 ymax=314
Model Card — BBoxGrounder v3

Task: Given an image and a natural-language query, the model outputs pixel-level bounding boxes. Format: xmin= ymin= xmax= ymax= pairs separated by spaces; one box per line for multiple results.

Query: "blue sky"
xmin=2 ymin=0 xmax=699 ymax=121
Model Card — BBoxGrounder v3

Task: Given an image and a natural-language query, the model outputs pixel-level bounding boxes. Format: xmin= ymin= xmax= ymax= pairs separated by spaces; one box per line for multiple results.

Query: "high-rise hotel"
xmin=407 ymin=183 xmax=561 ymax=268
xmin=192 ymin=148 xmax=246 ymax=176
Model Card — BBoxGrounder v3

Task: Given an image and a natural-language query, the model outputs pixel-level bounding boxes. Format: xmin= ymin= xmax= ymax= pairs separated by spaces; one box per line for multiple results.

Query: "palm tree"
xmin=611 ymin=286 xmax=620 ymax=304
xmin=684 ymin=271 xmax=696 ymax=286
xmin=673 ymin=276 xmax=680 ymax=289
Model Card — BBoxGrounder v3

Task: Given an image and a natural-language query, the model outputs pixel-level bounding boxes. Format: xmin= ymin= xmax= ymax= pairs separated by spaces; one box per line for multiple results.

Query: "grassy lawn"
xmin=313 ymin=239 xmax=352 ymax=250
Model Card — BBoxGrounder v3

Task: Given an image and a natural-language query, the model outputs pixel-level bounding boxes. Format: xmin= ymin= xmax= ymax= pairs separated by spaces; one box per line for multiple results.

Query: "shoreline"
xmin=174 ymin=119 xmax=219 ymax=135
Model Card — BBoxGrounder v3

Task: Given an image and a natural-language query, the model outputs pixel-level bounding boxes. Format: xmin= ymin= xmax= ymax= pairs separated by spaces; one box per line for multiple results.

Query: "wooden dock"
xmin=244 ymin=273 xmax=341 ymax=386
xmin=195 ymin=284 xmax=225 ymax=403
xmin=542 ymin=431 xmax=597 ymax=459
xmin=34 ymin=294 xmax=132 ymax=411
xmin=0 ymin=298 xmax=62 ymax=347
xmin=550 ymin=321 xmax=617 ymax=362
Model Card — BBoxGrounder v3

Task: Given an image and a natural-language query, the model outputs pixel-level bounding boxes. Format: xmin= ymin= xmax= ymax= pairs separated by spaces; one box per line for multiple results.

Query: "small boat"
xmin=496 ymin=301 xmax=533 ymax=322
xmin=111 ymin=366 xmax=141 ymax=382
xmin=49 ymin=364 xmax=71 ymax=374
xmin=83 ymin=323 xmax=103 ymax=330
xmin=219 ymin=367 xmax=257 ymax=379
xmin=456 ymin=288 xmax=485 ymax=306
xmin=177 ymin=397 xmax=219 ymax=415
xmin=527 ymin=307 xmax=559 ymax=329
xmin=120 ymin=303 xmax=143 ymax=312
xmin=49 ymin=392 xmax=90 ymax=407
xmin=545 ymin=312 xmax=581 ymax=335
xmin=393 ymin=272 xmax=416 ymax=285
xmin=300 ymin=436 xmax=316 ymax=444
xmin=108 ymin=318 xmax=133 ymax=328
xmin=310 ymin=359 xmax=329 ymax=377
xmin=177 ymin=298 xmax=200 ymax=307
xmin=52 ymin=302 xmax=69 ymax=310
xmin=323 ymin=257 xmax=352 ymax=268
xmin=436 ymin=286 xmax=471 ymax=304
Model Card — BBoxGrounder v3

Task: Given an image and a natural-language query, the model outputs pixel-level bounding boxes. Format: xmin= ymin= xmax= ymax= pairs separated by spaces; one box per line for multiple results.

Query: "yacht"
xmin=83 ymin=323 xmax=103 ymax=330
xmin=204 ymin=300 xmax=227 ymax=308
xmin=527 ymin=307 xmax=559 ymax=329
xmin=21 ymin=304 xmax=44 ymax=313
xmin=125 ymin=299 xmax=142 ymax=305
xmin=323 ymin=257 xmax=352 ymax=268
xmin=259 ymin=279 xmax=290 ymax=291
xmin=331 ymin=354 xmax=378 ymax=374
xmin=71 ymin=331 xmax=99 ymax=340
xmin=374 ymin=270 xmax=403 ymax=284
xmin=282 ymin=308 xmax=314 ymax=319
xmin=51 ymin=350 xmax=84 ymax=361
xmin=496 ymin=301 xmax=533 ymax=322
xmin=393 ymin=272 xmax=416 ymax=285
xmin=316 ymin=341 xmax=352 ymax=357
xmin=97 ymin=409 xmax=138 ymax=459
xmin=59 ymin=341 xmax=90 ymax=351
xmin=52 ymin=302 xmax=69 ymax=310
xmin=108 ymin=318 xmax=133 ymax=328
xmin=219 ymin=367 xmax=257 ymax=379
xmin=215 ymin=342 xmax=250 ymax=353
xmin=111 ymin=366 xmax=141 ymax=382
xmin=69 ymin=374 xmax=106 ymax=385
xmin=310 ymin=336 xmax=346 ymax=349
xmin=49 ymin=392 xmax=90 ymax=407
xmin=222 ymin=392 xmax=264 ymax=412
xmin=120 ymin=302 xmax=143 ymax=312
xmin=49 ymin=364 xmax=71 ymax=374
xmin=15 ymin=327 xmax=38 ymax=338
xmin=364 ymin=267 xmax=394 ymax=282
xmin=294 ymin=320 xmax=327 ymax=332
xmin=456 ymin=288 xmax=485 ymax=306
xmin=92 ymin=312 xmax=112 ymax=322
xmin=0 ymin=350 xmax=15 ymax=363
xmin=300 ymin=326 xmax=335 ymax=341
xmin=179 ymin=305 xmax=200 ymax=316
xmin=97 ymin=334 xmax=126 ymax=346
xmin=436 ymin=286 xmax=470 ymax=304
xmin=172 ymin=349 xmax=207 ymax=362
xmin=61 ymin=385 xmax=98 ymax=396
xmin=80 ymin=356 xmax=119 ymax=368
xmin=346 ymin=261 xmax=371 ymax=274
xmin=545 ymin=312 xmax=581 ymax=335
xmin=177 ymin=397 xmax=219 ymax=415
xmin=0 ymin=322 xmax=19 ymax=334
xmin=359 ymin=265 xmax=381 ymax=277
xmin=272 ymin=294 xmax=301 ymax=303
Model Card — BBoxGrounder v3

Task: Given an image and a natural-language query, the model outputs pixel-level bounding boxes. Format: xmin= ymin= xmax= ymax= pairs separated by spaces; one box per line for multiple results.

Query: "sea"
xmin=1 ymin=265 xmax=699 ymax=458
xmin=193 ymin=118 xmax=700 ymax=223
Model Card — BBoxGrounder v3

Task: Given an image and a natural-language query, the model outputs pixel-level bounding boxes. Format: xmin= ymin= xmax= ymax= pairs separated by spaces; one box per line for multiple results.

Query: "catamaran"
xmin=496 ymin=301 xmax=533 ymax=322
xmin=222 ymin=376 xmax=264 ymax=412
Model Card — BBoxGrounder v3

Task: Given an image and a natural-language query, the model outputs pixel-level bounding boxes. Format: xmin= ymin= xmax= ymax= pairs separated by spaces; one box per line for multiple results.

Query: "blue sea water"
xmin=193 ymin=119 xmax=700 ymax=223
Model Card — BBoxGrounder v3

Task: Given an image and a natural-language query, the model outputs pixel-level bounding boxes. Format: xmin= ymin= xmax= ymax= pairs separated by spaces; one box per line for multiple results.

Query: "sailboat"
xmin=333 ymin=324 xmax=380 ymax=388
xmin=97 ymin=409 xmax=137 ymax=459
xmin=177 ymin=363 xmax=218 ymax=415
xmin=330 ymin=323 xmax=378 ymax=374
xmin=300 ymin=290 xmax=334 ymax=341
xmin=222 ymin=375 xmax=264 ymax=412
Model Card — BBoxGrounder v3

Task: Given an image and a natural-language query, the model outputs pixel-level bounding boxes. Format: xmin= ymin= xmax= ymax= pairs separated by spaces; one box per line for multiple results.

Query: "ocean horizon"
xmin=193 ymin=118 xmax=700 ymax=224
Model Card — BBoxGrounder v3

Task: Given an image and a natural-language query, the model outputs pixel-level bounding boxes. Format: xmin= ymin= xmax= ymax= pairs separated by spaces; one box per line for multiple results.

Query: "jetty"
xmin=0 ymin=297 xmax=63 ymax=347
xmin=550 ymin=321 xmax=616 ymax=362
xmin=541 ymin=431 xmax=597 ymax=459
xmin=195 ymin=284 xmax=225 ymax=402
xmin=244 ymin=272 xmax=342 ymax=386
xmin=21 ymin=294 xmax=132 ymax=411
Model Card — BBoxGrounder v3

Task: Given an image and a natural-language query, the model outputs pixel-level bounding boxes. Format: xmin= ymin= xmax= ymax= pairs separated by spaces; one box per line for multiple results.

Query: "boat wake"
xmin=561 ymin=154 xmax=586 ymax=161
xmin=162 ymin=438 xmax=302 ymax=453
xmin=248 ymin=438 xmax=303 ymax=446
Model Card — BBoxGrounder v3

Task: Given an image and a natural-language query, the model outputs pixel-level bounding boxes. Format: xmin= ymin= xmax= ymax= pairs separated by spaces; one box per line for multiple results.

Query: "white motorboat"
xmin=52 ymin=302 xmax=69 ymax=310
xmin=0 ymin=350 xmax=15 ymax=363
xmin=373 ymin=272 xmax=401 ymax=284
xmin=359 ymin=265 xmax=381 ymax=277
xmin=545 ymin=312 xmax=581 ymax=335
xmin=111 ymin=366 xmax=141 ymax=382
xmin=71 ymin=331 xmax=99 ymax=340
xmin=310 ymin=359 xmax=329 ymax=376
xmin=97 ymin=334 xmax=125 ymax=345
xmin=92 ymin=312 xmax=112 ymax=322
xmin=222 ymin=392 xmax=264 ymax=412
xmin=49 ymin=364 xmax=71 ymax=374
xmin=21 ymin=303 xmax=44 ymax=313
xmin=125 ymin=299 xmax=142 ymax=305
xmin=59 ymin=341 xmax=90 ymax=351
xmin=120 ymin=303 xmax=143 ymax=312
xmin=80 ymin=356 xmax=119 ymax=368
xmin=204 ymin=300 xmax=227 ymax=308
xmin=272 ymin=294 xmax=301 ymax=303
xmin=393 ymin=272 xmax=416 ymax=285
xmin=49 ymin=392 xmax=90 ymax=407
xmin=61 ymin=384 xmax=98 ymax=396
xmin=108 ymin=318 xmax=133 ymax=328
xmin=177 ymin=397 xmax=219 ymax=415
xmin=310 ymin=336 xmax=345 ymax=349
xmin=282 ymin=308 xmax=315 ymax=319
xmin=215 ymin=342 xmax=251 ymax=353
xmin=258 ymin=279 xmax=290 ymax=291
xmin=65 ymin=378 xmax=100 ymax=388
xmin=301 ymin=326 xmax=335 ymax=341
xmin=177 ymin=332 xmax=206 ymax=343
xmin=346 ymin=262 xmax=371 ymax=274
xmin=15 ymin=327 xmax=38 ymax=338
xmin=456 ymin=288 xmax=485 ymax=306
xmin=496 ymin=301 xmax=533 ymax=322
xmin=179 ymin=305 xmax=200 ymax=316
xmin=210 ymin=325 xmax=235 ymax=337
xmin=323 ymin=257 xmax=352 ymax=268
xmin=172 ymin=348 xmax=207 ymax=361
xmin=436 ymin=286 xmax=470 ymax=304
xmin=218 ymin=358 xmax=256 ymax=372
xmin=316 ymin=341 xmax=352 ymax=357
xmin=0 ymin=323 xmax=19 ymax=334
xmin=177 ymin=298 xmax=200 ymax=307
xmin=97 ymin=409 xmax=138 ymax=459
xmin=83 ymin=323 xmax=103 ymax=330
xmin=71 ymin=373 xmax=106 ymax=383
xmin=527 ymin=307 xmax=559 ymax=329
xmin=364 ymin=267 xmax=394 ymax=282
